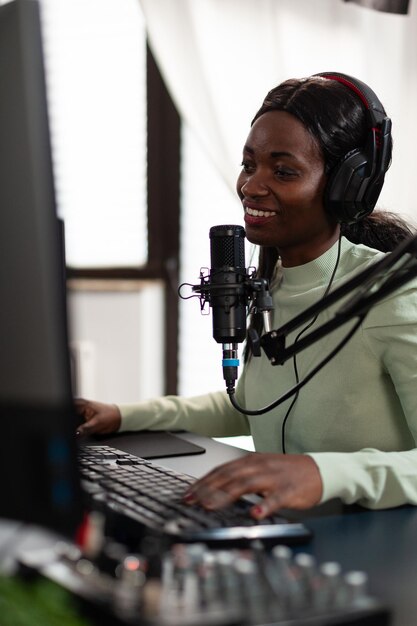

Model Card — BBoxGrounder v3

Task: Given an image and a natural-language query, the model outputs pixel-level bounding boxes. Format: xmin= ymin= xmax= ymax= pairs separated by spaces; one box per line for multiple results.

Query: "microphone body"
xmin=209 ymin=225 xmax=247 ymax=344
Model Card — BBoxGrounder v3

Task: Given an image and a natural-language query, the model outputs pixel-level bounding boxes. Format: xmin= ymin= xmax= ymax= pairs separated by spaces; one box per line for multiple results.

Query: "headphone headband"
xmin=315 ymin=72 xmax=386 ymax=124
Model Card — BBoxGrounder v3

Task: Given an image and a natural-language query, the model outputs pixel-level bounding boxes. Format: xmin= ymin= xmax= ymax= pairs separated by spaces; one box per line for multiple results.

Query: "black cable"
xmin=281 ymin=235 xmax=342 ymax=453
xmin=227 ymin=235 xmax=355 ymax=428
xmin=227 ymin=315 xmax=364 ymax=416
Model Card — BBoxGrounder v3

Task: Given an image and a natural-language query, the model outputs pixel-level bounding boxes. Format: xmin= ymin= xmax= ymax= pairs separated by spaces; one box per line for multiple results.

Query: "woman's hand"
xmin=74 ymin=398 xmax=122 ymax=436
xmin=183 ymin=453 xmax=323 ymax=519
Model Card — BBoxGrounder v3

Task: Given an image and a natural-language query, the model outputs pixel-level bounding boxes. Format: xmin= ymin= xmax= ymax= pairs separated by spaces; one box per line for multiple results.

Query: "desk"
xmin=117 ymin=431 xmax=417 ymax=626
xmin=2 ymin=431 xmax=416 ymax=625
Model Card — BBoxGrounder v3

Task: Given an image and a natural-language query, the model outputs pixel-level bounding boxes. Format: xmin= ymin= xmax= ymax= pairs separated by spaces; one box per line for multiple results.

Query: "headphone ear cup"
xmin=325 ymin=148 xmax=374 ymax=224
xmin=315 ymin=72 xmax=392 ymax=225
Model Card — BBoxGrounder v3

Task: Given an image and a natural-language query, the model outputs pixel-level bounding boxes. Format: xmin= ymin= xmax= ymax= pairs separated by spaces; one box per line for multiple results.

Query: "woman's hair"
xmin=341 ymin=210 xmax=415 ymax=251
xmin=243 ymin=76 xmax=414 ymax=362
xmin=252 ymin=75 xmax=385 ymax=177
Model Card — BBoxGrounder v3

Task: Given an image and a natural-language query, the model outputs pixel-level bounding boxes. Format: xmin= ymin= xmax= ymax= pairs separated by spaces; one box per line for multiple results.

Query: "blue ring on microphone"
xmin=222 ymin=358 xmax=239 ymax=366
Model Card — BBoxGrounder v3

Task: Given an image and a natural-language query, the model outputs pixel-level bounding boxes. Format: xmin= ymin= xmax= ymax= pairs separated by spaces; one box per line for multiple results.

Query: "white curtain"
xmin=139 ymin=0 xmax=417 ymax=224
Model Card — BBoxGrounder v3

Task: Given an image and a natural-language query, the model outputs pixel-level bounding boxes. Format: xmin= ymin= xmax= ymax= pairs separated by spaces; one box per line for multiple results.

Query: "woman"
xmin=76 ymin=73 xmax=417 ymax=519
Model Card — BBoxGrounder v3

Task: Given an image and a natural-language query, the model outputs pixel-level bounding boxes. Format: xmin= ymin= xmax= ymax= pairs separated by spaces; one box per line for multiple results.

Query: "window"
xmin=37 ymin=0 xmax=250 ymax=404
xmin=40 ymin=0 xmax=148 ymax=268
xmin=39 ymin=0 xmax=180 ymax=395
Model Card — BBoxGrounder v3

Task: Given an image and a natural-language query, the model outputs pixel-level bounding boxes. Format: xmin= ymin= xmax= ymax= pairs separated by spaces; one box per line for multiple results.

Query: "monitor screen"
xmin=0 ymin=0 xmax=82 ymax=537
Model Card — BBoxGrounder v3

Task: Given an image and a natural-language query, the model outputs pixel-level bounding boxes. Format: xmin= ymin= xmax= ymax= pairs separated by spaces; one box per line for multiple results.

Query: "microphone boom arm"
xmin=259 ymin=233 xmax=417 ymax=366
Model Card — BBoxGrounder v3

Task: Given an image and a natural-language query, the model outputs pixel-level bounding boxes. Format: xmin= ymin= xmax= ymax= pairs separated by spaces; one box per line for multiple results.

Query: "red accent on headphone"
xmin=321 ymin=74 xmax=370 ymax=110
xmin=373 ymin=127 xmax=382 ymax=149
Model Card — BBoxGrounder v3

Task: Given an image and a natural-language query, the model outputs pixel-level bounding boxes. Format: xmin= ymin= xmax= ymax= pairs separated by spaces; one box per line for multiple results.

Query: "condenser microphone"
xmin=178 ymin=224 xmax=274 ymax=393
xmin=208 ymin=225 xmax=248 ymax=390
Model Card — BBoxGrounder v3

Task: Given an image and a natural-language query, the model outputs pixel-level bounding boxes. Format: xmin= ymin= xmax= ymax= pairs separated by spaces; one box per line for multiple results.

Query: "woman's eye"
xmin=241 ymin=161 xmax=253 ymax=172
xmin=274 ymin=167 xmax=295 ymax=178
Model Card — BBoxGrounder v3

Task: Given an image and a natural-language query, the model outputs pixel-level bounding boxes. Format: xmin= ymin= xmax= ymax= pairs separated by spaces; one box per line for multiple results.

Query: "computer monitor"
xmin=0 ymin=0 xmax=82 ymax=537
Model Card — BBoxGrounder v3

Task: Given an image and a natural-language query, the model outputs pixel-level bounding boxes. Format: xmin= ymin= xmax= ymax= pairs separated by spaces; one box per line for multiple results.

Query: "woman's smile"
xmin=244 ymin=204 xmax=278 ymax=224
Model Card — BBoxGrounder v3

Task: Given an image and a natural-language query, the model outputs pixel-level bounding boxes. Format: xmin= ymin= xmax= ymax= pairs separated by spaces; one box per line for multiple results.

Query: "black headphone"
xmin=314 ymin=72 xmax=392 ymax=224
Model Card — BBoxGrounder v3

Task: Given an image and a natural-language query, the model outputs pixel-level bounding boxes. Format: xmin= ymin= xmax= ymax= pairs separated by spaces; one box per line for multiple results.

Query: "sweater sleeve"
xmin=310 ymin=279 xmax=417 ymax=509
xmin=118 ymin=389 xmax=250 ymax=438
xmin=309 ymin=448 xmax=417 ymax=508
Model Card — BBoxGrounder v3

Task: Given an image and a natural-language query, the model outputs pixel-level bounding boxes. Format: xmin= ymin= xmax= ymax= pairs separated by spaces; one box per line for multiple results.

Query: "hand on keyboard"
xmin=183 ymin=452 xmax=323 ymax=519
xmin=79 ymin=446 xmax=312 ymax=545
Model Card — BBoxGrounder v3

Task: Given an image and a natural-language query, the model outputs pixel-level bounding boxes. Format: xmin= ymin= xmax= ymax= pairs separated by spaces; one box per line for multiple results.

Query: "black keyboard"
xmin=78 ymin=445 xmax=312 ymax=546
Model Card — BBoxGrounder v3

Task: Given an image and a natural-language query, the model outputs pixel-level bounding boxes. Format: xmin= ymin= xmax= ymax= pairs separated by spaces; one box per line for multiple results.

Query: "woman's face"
xmin=236 ymin=110 xmax=339 ymax=267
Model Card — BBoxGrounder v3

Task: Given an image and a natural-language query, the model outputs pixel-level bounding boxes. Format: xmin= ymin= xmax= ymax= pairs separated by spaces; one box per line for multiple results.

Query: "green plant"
xmin=0 ymin=575 xmax=92 ymax=626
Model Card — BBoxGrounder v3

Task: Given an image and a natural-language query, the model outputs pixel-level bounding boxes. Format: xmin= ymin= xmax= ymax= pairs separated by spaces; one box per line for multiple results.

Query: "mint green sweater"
xmin=119 ymin=238 xmax=417 ymax=510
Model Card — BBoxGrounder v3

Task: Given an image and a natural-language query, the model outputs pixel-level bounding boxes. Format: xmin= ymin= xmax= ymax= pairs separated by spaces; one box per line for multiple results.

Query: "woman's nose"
xmin=240 ymin=172 xmax=269 ymax=198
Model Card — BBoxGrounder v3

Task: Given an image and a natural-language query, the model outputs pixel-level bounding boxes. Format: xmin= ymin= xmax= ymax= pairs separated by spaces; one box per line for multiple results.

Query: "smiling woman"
xmin=76 ymin=72 xmax=417 ymax=520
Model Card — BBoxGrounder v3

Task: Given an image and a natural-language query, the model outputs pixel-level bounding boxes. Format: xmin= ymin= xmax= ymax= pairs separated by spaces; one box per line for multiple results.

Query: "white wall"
xmin=67 ymin=282 xmax=164 ymax=404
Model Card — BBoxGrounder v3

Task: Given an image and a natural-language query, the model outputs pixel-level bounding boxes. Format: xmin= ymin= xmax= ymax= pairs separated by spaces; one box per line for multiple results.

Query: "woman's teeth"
xmin=246 ymin=207 xmax=276 ymax=217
